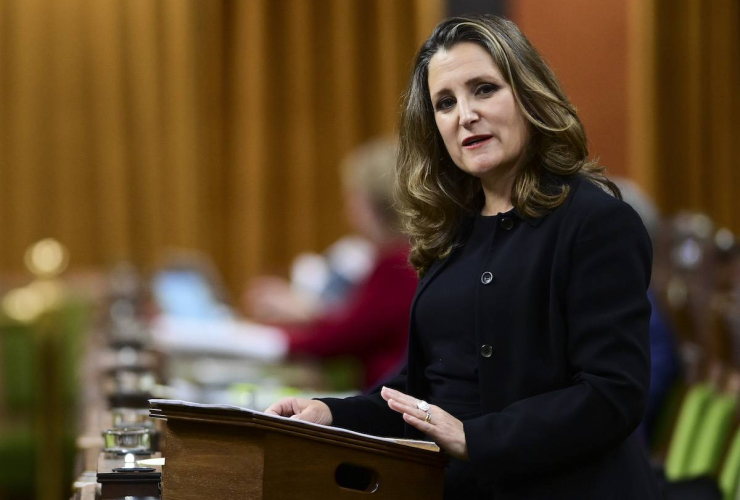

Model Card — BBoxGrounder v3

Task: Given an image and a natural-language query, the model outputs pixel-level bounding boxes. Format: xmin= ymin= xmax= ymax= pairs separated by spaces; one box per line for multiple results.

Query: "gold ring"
xmin=424 ymin=412 xmax=432 ymax=424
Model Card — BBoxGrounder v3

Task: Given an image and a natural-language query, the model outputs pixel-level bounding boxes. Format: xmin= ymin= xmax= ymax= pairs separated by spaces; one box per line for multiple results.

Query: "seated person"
xmin=244 ymin=235 xmax=375 ymax=325
xmin=245 ymin=138 xmax=417 ymax=390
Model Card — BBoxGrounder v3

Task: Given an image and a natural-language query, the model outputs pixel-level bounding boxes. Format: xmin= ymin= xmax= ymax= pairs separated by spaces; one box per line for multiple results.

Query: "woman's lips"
xmin=462 ymin=135 xmax=493 ymax=149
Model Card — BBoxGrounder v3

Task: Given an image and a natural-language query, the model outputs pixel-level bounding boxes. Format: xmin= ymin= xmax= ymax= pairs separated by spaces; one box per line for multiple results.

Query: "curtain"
xmin=0 ymin=0 xmax=443 ymax=297
xmin=629 ymin=0 xmax=740 ymax=233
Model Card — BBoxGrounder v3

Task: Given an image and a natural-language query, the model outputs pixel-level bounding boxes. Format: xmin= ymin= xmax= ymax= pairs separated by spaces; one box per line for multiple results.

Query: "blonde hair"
xmin=342 ymin=137 xmax=400 ymax=230
xmin=396 ymin=15 xmax=619 ymax=275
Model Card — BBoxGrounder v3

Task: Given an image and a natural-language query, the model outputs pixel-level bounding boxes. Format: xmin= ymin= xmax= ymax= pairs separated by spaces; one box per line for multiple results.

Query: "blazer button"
xmin=480 ymin=271 xmax=494 ymax=285
xmin=500 ymin=217 xmax=514 ymax=230
xmin=480 ymin=344 xmax=493 ymax=358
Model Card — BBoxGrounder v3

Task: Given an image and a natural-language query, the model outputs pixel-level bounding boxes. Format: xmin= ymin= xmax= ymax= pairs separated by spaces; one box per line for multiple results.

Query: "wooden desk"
xmin=151 ymin=400 xmax=446 ymax=500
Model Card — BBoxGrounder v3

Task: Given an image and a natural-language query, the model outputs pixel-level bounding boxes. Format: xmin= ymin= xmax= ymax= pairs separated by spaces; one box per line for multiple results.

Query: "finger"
xmin=290 ymin=407 xmax=317 ymax=423
xmin=385 ymin=397 xmax=404 ymax=415
xmin=388 ymin=399 xmax=419 ymax=413
xmin=290 ymin=398 xmax=304 ymax=416
xmin=264 ymin=403 xmax=288 ymax=416
xmin=403 ymin=412 xmax=435 ymax=436
xmin=387 ymin=398 xmax=427 ymax=421
xmin=381 ymin=386 xmax=419 ymax=407
xmin=291 ymin=407 xmax=311 ymax=421
xmin=265 ymin=398 xmax=296 ymax=417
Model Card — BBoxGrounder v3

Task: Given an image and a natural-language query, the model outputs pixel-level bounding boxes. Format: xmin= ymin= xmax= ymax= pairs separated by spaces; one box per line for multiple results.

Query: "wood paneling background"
xmin=639 ymin=0 xmax=740 ymax=232
xmin=512 ymin=0 xmax=740 ymax=235
xmin=510 ymin=0 xmax=630 ymax=178
xmin=0 ymin=0 xmax=443 ymax=296
xmin=1 ymin=0 xmax=737 ymax=298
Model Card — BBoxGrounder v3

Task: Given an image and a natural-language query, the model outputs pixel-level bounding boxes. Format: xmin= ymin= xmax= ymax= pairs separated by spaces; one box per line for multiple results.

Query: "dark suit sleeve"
xmin=318 ymin=366 xmax=408 ymax=437
xmin=464 ymin=201 xmax=653 ymax=482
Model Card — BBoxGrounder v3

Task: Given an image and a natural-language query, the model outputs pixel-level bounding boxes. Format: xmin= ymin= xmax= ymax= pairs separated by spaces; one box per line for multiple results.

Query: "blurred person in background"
xmin=244 ymin=234 xmax=375 ymax=325
xmin=246 ymin=138 xmax=417 ymax=390
xmin=267 ymin=15 xmax=661 ymax=499
xmin=617 ymin=178 xmax=680 ymax=445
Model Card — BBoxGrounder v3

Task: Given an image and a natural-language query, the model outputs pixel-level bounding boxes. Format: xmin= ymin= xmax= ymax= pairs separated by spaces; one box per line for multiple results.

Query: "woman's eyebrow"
xmin=430 ymin=87 xmax=450 ymax=101
xmin=464 ymin=75 xmax=499 ymax=86
xmin=431 ymin=74 xmax=501 ymax=100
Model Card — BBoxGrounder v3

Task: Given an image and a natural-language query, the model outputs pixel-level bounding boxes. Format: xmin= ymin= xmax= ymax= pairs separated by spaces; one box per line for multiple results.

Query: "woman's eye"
xmin=435 ymin=97 xmax=455 ymax=111
xmin=477 ymin=83 xmax=498 ymax=96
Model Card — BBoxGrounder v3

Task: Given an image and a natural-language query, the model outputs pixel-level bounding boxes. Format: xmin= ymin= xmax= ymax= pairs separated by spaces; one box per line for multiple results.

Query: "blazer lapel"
xmin=410 ymin=215 xmax=473 ymax=312
xmin=409 ymin=247 xmax=457 ymax=318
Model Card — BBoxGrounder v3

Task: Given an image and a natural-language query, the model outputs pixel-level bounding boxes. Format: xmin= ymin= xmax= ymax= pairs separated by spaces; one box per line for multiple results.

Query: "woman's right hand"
xmin=264 ymin=397 xmax=333 ymax=425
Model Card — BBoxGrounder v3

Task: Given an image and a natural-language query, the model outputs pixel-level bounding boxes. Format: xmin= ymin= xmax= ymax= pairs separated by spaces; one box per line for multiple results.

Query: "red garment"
xmin=286 ymin=244 xmax=417 ymax=390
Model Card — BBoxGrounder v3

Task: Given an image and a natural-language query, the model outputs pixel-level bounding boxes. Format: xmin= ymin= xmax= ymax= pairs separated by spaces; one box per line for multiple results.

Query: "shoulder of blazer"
xmin=557 ymin=175 xmax=632 ymax=222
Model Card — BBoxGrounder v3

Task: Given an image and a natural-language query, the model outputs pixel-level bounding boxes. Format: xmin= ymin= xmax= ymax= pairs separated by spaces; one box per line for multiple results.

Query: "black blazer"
xmin=323 ymin=176 xmax=662 ymax=499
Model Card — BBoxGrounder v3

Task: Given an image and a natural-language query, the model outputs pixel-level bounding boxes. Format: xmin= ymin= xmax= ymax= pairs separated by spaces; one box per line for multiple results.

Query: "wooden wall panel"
xmin=0 ymin=0 xmax=444 ymax=297
xmin=161 ymin=0 xmax=199 ymax=249
xmin=704 ymin=0 xmax=738 ymax=231
xmin=509 ymin=0 xmax=630 ymax=177
xmin=88 ymin=0 xmax=131 ymax=262
xmin=7 ymin=0 xmax=50 ymax=264
xmin=193 ymin=0 xmax=226 ymax=271
xmin=646 ymin=0 xmax=740 ymax=232
xmin=513 ymin=0 xmax=740 ymax=236
xmin=50 ymin=0 xmax=92 ymax=264
xmin=627 ymin=0 xmax=656 ymax=195
xmin=124 ymin=0 xmax=165 ymax=269
xmin=0 ymin=0 xmax=11 ymax=269
xmin=226 ymin=0 xmax=269 ymax=287
xmin=285 ymin=0 xmax=319 ymax=260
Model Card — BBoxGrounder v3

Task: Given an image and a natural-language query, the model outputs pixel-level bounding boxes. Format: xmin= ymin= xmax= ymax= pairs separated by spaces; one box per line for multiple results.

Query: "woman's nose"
xmin=458 ymin=100 xmax=479 ymax=127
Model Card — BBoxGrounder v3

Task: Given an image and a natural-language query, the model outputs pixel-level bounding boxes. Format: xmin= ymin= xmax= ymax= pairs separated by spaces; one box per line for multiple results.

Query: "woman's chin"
xmin=461 ymin=163 xmax=500 ymax=178
xmin=460 ymin=156 xmax=520 ymax=181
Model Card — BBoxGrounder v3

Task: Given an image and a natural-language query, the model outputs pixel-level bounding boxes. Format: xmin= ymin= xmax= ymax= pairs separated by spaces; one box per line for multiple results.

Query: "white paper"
xmin=150 ymin=316 xmax=289 ymax=362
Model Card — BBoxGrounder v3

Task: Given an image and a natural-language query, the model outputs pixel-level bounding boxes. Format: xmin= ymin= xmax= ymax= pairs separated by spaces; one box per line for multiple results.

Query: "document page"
xmin=150 ymin=399 xmax=440 ymax=452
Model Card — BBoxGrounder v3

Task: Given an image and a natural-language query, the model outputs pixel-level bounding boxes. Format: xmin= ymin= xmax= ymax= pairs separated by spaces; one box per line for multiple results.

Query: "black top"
xmin=415 ymin=212 xmax=507 ymax=499
xmin=415 ymin=213 xmax=506 ymax=420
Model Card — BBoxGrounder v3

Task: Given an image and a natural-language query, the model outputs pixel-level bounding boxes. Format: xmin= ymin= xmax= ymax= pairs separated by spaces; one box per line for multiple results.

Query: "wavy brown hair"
xmin=396 ymin=15 xmax=620 ymax=275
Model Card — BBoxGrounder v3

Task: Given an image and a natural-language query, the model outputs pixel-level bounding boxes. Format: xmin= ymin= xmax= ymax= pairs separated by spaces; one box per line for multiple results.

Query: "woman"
xmin=267 ymin=15 xmax=661 ymax=499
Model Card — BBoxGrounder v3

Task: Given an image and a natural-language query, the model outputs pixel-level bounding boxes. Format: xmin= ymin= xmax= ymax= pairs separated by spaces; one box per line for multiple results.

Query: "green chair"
xmin=665 ymin=383 xmax=715 ymax=480
xmin=0 ymin=322 xmax=39 ymax=497
xmin=1 ymin=322 xmax=40 ymax=412
xmin=718 ymin=425 xmax=740 ymax=500
xmin=683 ymin=392 xmax=738 ymax=477
xmin=0 ymin=294 xmax=90 ymax=500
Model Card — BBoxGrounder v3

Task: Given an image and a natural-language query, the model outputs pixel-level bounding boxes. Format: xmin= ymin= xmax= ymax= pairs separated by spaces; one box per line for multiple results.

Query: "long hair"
xmin=396 ymin=15 xmax=620 ymax=275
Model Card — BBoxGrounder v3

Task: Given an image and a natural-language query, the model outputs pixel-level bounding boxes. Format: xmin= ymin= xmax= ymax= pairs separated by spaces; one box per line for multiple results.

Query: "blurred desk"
xmin=151 ymin=314 xmax=359 ymax=410
xmin=151 ymin=315 xmax=288 ymax=361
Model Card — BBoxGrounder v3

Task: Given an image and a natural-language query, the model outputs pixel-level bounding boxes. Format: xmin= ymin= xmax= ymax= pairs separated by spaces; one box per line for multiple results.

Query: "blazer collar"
xmin=414 ymin=174 xmax=576 ymax=301
xmin=513 ymin=206 xmax=543 ymax=227
xmin=421 ymin=202 xmax=542 ymax=286
xmin=463 ymin=205 xmax=543 ymax=228
xmin=509 ymin=173 xmax=576 ymax=227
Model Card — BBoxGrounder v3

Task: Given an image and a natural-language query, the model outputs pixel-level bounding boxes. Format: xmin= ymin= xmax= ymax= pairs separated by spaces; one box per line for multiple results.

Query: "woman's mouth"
xmin=462 ymin=135 xmax=493 ymax=149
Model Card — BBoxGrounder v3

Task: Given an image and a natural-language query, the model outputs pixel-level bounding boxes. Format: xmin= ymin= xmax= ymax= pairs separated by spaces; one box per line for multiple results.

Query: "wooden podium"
xmin=150 ymin=400 xmax=446 ymax=499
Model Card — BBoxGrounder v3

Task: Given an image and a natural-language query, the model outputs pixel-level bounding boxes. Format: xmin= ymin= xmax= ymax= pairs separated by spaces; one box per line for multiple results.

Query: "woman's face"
xmin=427 ymin=42 xmax=529 ymax=182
